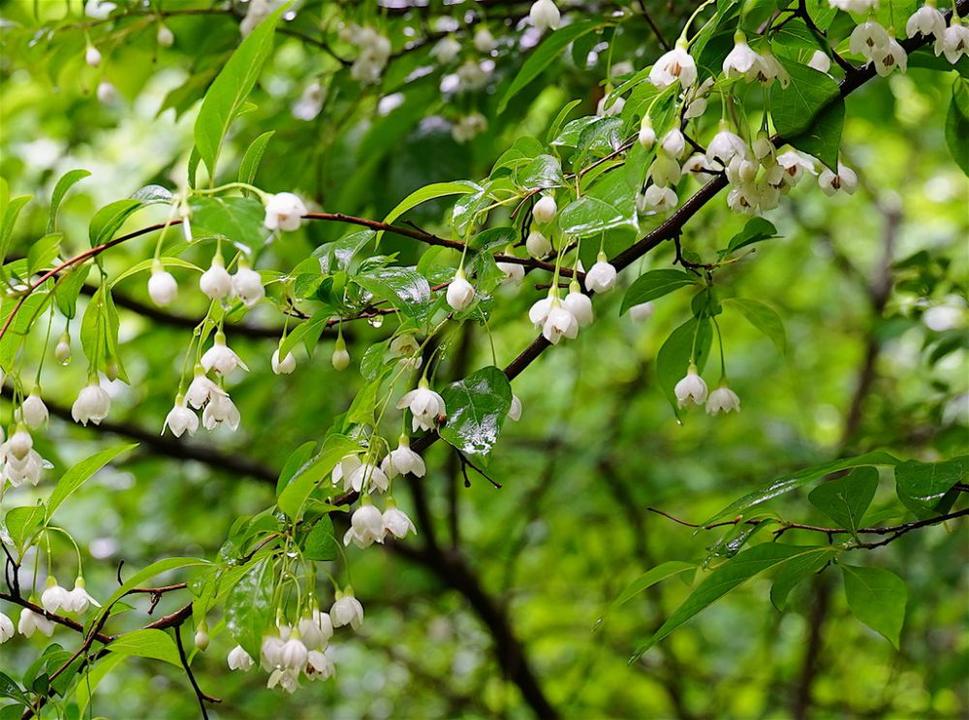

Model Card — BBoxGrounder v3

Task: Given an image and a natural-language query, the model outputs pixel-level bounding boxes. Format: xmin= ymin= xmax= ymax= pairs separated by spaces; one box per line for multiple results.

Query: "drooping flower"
xmin=41 ymin=578 xmax=71 ymax=614
xmin=156 ymin=24 xmax=175 ymax=47
xmin=382 ymin=502 xmax=417 ymax=540
xmin=0 ymin=612 xmax=14 ymax=644
xmin=649 ymin=40 xmax=697 ymax=89
xmin=707 ymin=124 xmax=749 ymax=166
xmin=55 ymin=334 xmax=71 ymax=365
xmin=818 ymin=162 xmax=858 ymax=195
xmin=18 ymin=607 xmax=54 ymax=638
xmin=584 ymin=253 xmax=617 ymax=293
xmin=347 ymin=461 xmax=390 ymax=494
xmin=722 ymin=31 xmax=760 ymax=79
xmin=185 ymin=369 xmax=223 ymax=409
xmin=194 ymin=623 xmax=209 ymax=650
xmin=330 ymin=589 xmax=364 ymax=630
xmin=452 ymin=113 xmax=489 ymax=143
xmin=267 ymin=667 xmax=300 ymax=693
xmin=381 ymin=435 xmax=426 ymax=478
xmin=674 ymin=364 xmax=708 ymax=408
xmin=706 ymin=384 xmax=741 ymax=415
xmin=344 ymin=503 xmax=386 ymax=548
xmin=637 ymin=184 xmax=678 ymax=213
xmin=201 ymin=392 xmax=241 ymax=431
xmin=872 ymin=37 xmax=908 ymax=76
xmin=21 ymin=391 xmax=48 ymax=429
xmin=163 ymin=395 xmax=199 ymax=438
xmin=71 ymin=382 xmax=111 ymax=426
xmin=66 ymin=577 xmax=100 ymax=613
xmin=660 ymin=128 xmax=686 ymax=159
xmin=85 ymin=0 xmax=116 ymax=20
xmin=529 ymin=0 xmax=560 ymax=31
xmin=389 ymin=334 xmax=422 ymax=369
xmin=649 ymin=153 xmax=682 ymax=187
xmin=507 ymin=394 xmax=523 ymax=421
xmin=148 ymin=261 xmax=178 ymax=306
xmin=776 ymin=150 xmax=817 ymax=185
xmin=496 ymin=260 xmax=525 ymax=285
xmin=199 ymin=255 xmax=232 ymax=300
xmin=305 ymin=649 xmax=335 ymax=681
xmin=937 ymin=15 xmax=969 ymax=64
xmin=279 ymin=636 xmax=309 ymax=671
xmin=228 ymin=645 xmax=254 ymax=671
xmin=298 ymin=609 xmax=333 ymax=651
xmin=808 ymin=50 xmax=832 ymax=73
xmin=397 ymin=380 xmax=446 ymax=432
xmin=682 ymin=153 xmax=721 ymax=181
xmin=525 ymin=230 xmax=552 ymax=258
xmin=596 ymin=93 xmax=625 ymax=117
xmin=563 ymin=284 xmax=594 ymax=327
xmin=542 ymin=299 xmax=579 ymax=345
xmin=752 ymin=51 xmax=789 ymax=87
xmin=272 ymin=348 xmax=296 ymax=375
xmin=263 ymin=192 xmax=308 ymax=232
xmin=638 ymin=117 xmax=656 ymax=149
xmin=232 ymin=263 xmax=265 ymax=308
xmin=532 ymin=194 xmax=558 ymax=223
xmin=96 ymin=81 xmax=117 ymax=104
xmin=474 ymin=26 xmax=497 ymax=53
xmin=85 ymin=45 xmax=101 ymax=67
xmin=430 ymin=36 xmax=462 ymax=64
xmin=446 ymin=269 xmax=476 ymax=311
xmin=906 ymin=3 xmax=946 ymax=40
xmin=201 ymin=332 xmax=248 ymax=375
xmin=828 ymin=0 xmax=879 ymax=12
xmin=849 ymin=20 xmax=891 ymax=61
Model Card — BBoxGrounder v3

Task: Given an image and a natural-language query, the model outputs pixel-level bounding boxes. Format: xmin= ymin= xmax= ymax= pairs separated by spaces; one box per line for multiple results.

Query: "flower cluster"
xmin=342 ymin=25 xmax=392 ymax=85
xmin=674 ymin=364 xmax=742 ymax=416
xmin=0 ymin=577 xmax=101 ymax=645
xmin=0 ymin=416 xmax=52 ymax=488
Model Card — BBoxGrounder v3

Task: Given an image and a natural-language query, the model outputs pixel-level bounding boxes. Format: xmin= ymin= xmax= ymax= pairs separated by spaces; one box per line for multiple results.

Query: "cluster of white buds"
xmin=41 ymin=576 xmax=100 ymax=614
xmin=451 ymin=112 xmax=488 ymax=143
xmin=344 ymin=26 xmax=392 ymax=84
xmin=0 ymin=426 xmax=51 ymax=488
xmin=232 ymin=607 xmax=337 ymax=693
xmin=175 ymin=354 xmax=243 ymax=434
xmin=639 ymin=125 xmax=688 ymax=213
xmin=674 ymin=364 xmax=742 ymax=415
xmin=198 ymin=253 xmax=266 ymax=308
xmin=344 ymin=497 xmax=417 ymax=548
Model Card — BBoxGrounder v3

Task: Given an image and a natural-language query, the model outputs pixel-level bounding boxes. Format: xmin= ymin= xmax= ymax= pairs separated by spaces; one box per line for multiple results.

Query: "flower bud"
xmin=532 ymin=194 xmax=557 ymax=223
xmin=156 ymin=24 xmax=175 ymax=47
xmin=85 ymin=45 xmax=102 ymax=67
xmin=148 ymin=261 xmax=178 ymax=306
xmin=194 ymin=623 xmax=209 ymax=651
xmin=525 ymin=230 xmax=552 ymax=258
xmin=331 ymin=336 xmax=350 ymax=371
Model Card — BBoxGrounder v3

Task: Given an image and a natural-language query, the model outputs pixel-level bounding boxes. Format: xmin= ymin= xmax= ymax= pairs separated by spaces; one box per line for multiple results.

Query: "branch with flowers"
xmin=1 ymin=0 xmax=967 ymax=717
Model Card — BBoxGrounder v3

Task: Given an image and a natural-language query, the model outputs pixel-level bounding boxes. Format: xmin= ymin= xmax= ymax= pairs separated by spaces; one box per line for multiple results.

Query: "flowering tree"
xmin=0 ymin=0 xmax=967 ymax=717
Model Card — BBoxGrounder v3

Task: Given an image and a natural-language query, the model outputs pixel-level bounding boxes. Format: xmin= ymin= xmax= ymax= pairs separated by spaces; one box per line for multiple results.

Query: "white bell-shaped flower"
xmin=542 ymin=299 xmax=579 ymax=345
xmin=532 ymin=194 xmax=557 ymax=223
xmin=227 ymin=645 xmax=254 ymax=671
xmin=163 ymin=395 xmax=199 ymax=438
xmin=938 ymin=16 xmax=969 ymax=64
xmin=596 ymin=94 xmax=625 ymax=117
xmin=649 ymin=40 xmax=697 ymax=89
xmin=8 ymin=428 xmax=32 ymax=461
xmin=331 ymin=454 xmax=361 ymax=490
xmin=382 ymin=501 xmax=417 ymax=540
xmin=660 ymin=128 xmax=686 ymax=159
xmin=201 ymin=332 xmax=248 ymax=375
xmin=528 ymin=296 xmax=554 ymax=329
xmin=66 ymin=577 xmax=100 ymax=613
xmin=649 ymin=153 xmax=682 ymax=187
xmin=638 ymin=185 xmax=678 ymax=213
xmin=563 ymin=285 xmax=594 ymax=327
xmin=148 ymin=262 xmax=177 ymax=306
xmin=683 ymin=153 xmax=721 ymax=181
xmin=706 ymin=384 xmax=741 ymax=415
xmin=263 ymin=192 xmax=308 ymax=232
xmin=267 ymin=667 xmax=300 ymax=693
xmin=85 ymin=44 xmax=101 ymax=67
xmin=829 ymin=0 xmax=879 ymax=11
xmin=396 ymin=380 xmax=446 ymax=432
xmin=272 ymin=348 xmax=296 ymax=375
xmin=707 ymin=123 xmax=749 ymax=166
xmin=907 ymin=3 xmax=946 ymax=40
xmin=722 ymin=31 xmax=761 ymax=79
xmin=344 ymin=502 xmax=386 ymax=548
xmin=305 ymin=649 xmax=335 ymax=681
xmin=96 ymin=80 xmax=117 ymax=104
xmin=298 ymin=609 xmax=333 ymax=651
xmin=232 ymin=264 xmax=265 ymax=308
xmin=753 ymin=51 xmax=790 ymax=88
xmin=638 ymin=117 xmax=656 ymax=149
xmin=431 ymin=36 xmax=462 ymax=64
xmin=201 ymin=392 xmax=240 ymax=431
xmin=71 ymin=382 xmax=111 ymax=426
xmin=157 ymin=23 xmax=175 ymax=47
xmin=776 ymin=150 xmax=817 ymax=185
xmin=446 ymin=268 xmax=476 ymax=311
xmin=0 ymin=612 xmax=14 ymax=644
xmin=21 ymin=391 xmax=48 ymax=429
xmin=381 ymin=435 xmax=426 ymax=478
xmin=261 ymin=632 xmax=285 ymax=670
xmin=849 ymin=20 xmax=891 ymax=61
xmin=674 ymin=363 xmax=708 ymax=408
xmin=279 ymin=637 xmax=309 ymax=670
xmin=529 ymin=0 xmax=560 ymax=31
xmin=525 ymin=230 xmax=552 ymax=258
xmin=330 ymin=589 xmax=364 ymax=630
xmin=584 ymin=253 xmax=617 ymax=293
xmin=41 ymin=578 xmax=71 ymax=614
xmin=474 ymin=27 xmax=497 ymax=53
xmin=199 ymin=255 xmax=232 ymax=300
xmin=818 ymin=162 xmax=858 ymax=195
xmin=185 ymin=369 xmax=223 ymax=409
xmin=873 ymin=37 xmax=908 ymax=76
xmin=18 ymin=607 xmax=53 ymax=638
xmin=55 ymin=335 xmax=71 ymax=365
xmin=348 ymin=462 xmax=390 ymax=494
xmin=496 ymin=260 xmax=525 ymax=285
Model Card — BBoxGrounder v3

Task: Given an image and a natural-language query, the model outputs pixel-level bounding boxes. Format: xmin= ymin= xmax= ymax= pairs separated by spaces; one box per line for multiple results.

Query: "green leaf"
xmin=226 ymin=558 xmax=275 ymax=659
xmin=723 ymin=297 xmax=787 ymax=355
xmin=106 ymin=629 xmax=181 ymax=666
xmin=894 ymin=456 xmax=968 ymax=515
xmin=620 ymin=269 xmax=698 ymax=314
xmin=632 ymin=544 xmax=824 ymax=660
xmin=74 ymin=654 xmax=125 ymax=716
xmin=769 ymin=546 xmax=840 ymax=610
xmin=721 ymin=217 xmax=778 ymax=256
xmin=787 ymin=96 xmax=844 ymax=172
xmin=109 ymin=256 xmax=200 ymax=288
xmin=377 ymin=181 xmax=479 ymax=244
xmin=440 ymin=366 xmax=513 ymax=457
xmin=304 ymin=516 xmax=339 ymax=561
xmin=4 ymin=504 xmax=45 ymax=554
xmin=238 ymin=130 xmax=276 ymax=187
xmin=47 ymin=443 xmax=138 ymax=519
xmin=704 ymin=451 xmax=900 ymax=525
xmin=945 ymin=79 xmax=969 ymax=176
xmin=88 ymin=198 xmax=143 ymax=247
xmin=47 ymin=169 xmax=90 ymax=233
xmin=190 ymin=196 xmax=266 ymax=250
xmin=53 ymin=264 xmax=91 ymax=320
xmin=193 ymin=5 xmax=284 ymax=178
xmin=613 ymin=561 xmax=696 ymax=607
xmin=0 ymin=671 xmax=28 ymax=706
xmin=498 ymin=20 xmax=602 ymax=113
xmin=808 ymin=467 xmax=878 ymax=533
xmin=841 ymin=564 xmax=907 ymax=648
xmin=770 ymin=59 xmax=840 ymax=138
xmin=102 ymin=557 xmax=210 ymax=611
xmin=0 ymin=194 xmax=31 ymax=263
xmin=558 ymin=196 xmax=630 ymax=237
xmin=277 ymin=434 xmax=360 ymax=520
xmin=27 ymin=233 xmax=61 ymax=275
xmin=515 ymin=154 xmax=564 ymax=190
xmin=656 ymin=317 xmax=713 ymax=421
xmin=276 ymin=441 xmax=317 ymax=496
xmin=354 ymin=267 xmax=432 ymax=318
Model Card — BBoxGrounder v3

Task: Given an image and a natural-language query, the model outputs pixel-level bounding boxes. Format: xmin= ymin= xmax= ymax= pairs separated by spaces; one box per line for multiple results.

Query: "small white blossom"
xmin=201 ymin=392 xmax=241 ymax=431
xmin=41 ymin=579 xmax=71 ymax=614
xmin=279 ymin=637 xmax=308 ymax=670
xmin=397 ymin=382 xmax=447 ymax=432
xmin=299 ymin=610 xmax=333 ymax=651
xmin=157 ymin=24 xmax=175 ymax=47
xmin=818 ymin=162 xmax=858 ymax=195
xmin=446 ymin=269 xmax=476 ymax=311
xmin=937 ymin=15 xmax=969 ymax=64
xmin=163 ymin=395 xmax=199 ymax=438
xmin=507 ymin=394 xmax=523 ymax=421
xmin=330 ymin=589 xmax=364 ymax=630
xmin=674 ymin=364 xmax=708 ymax=407
xmin=148 ymin=265 xmax=178 ymax=306
xmin=293 ymin=80 xmax=324 ymax=121
xmin=348 ymin=462 xmax=390 ymax=494
xmin=232 ymin=265 xmax=265 ymax=308
xmin=344 ymin=504 xmax=386 ymax=548
xmin=496 ymin=260 xmax=525 ymax=285
xmin=85 ymin=45 xmax=101 ymax=67
xmin=649 ymin=40 xmax=697 ymax=89
xmin=637 ymin=184 xmax=678 ymax=213
xmin=451 ymin=113 xmax=488 ymax=143
xmin=563 ymin=286 xmax=594 ymax=326
xmin=829 ymin=0 xmax=879 ymax=13
xmin=18 ymin=608 xmax=54 ymax=638
xmin=542 ymin=302 xmax=579 ymax=345
xmin=752 ymin=51 xmax=789 ymax=88
xmin=0 ymin=612 xmax=14 ymax=643
xmin=532 ymin=194 xmax=557 ymax=223
xmin=776 ymin=150 xmax=817 ymax=185
xmin=21 ymin=391 xmax=48 ymax=429
xmin=331 ymin=337 xmax=351 ymax=371
xmin=683 ymin=154 xmax=721 ymax=181
xmin=849 ymin=20 xmax=891 ymax=61
xmin=474 ymin=27 xmax=497 ymax=53
xmin=71 ymin=382 xmax=111 ymax=426
xmin=525 ymin=230 xmax=552 ymax=258
xmin=96 ymin=81 xmax=117 ymax=104
xmin=649 ymin=153 xmax=682 ymax=187
xmin=639 ymin=118 xmax=656 ymax=149
xmin=66 ymin=577 xmax=100 ymax=613
xmin=660 ymin=128 xmax=686 ymax=159
xmin=201 ymin=333 xmax=248 ymax=375
xmin=228 ymin=645 xmax=254 ymax=671
xmin=195 ymin=624 xmax=209 ymax=650
xmin=431 ymin=36 xmax=462 ymax=64
xmin=185 ymin=371 xmax=223 ymax=409
xmin=55 ymin=335 xmax=71 ymax=365
xmin=873 ymin=37 xmax=908 ymax=76
xmin=199 ymin=255 xmax=232 ymax=300
xmin=85 ymin=0 xmax=116 ymax=19
xmin=528 ymin=296 xmax=553 ymax=328
xmin=529 ymin=0 xmax=560 ymax=31
xmin=584 ymin=253 xmax=617 ymax=293
xmin=706 ymin=385 xmax=741 ymax=415
xmin=907 ymin=3 xmax=946 ymax=40
xmin=722 ymin=31 xmax=760 ymax=79
xmin=381 ymin=435 xmax=426 ymax=478
xmin=272 ymin=348 xmax=296 ymax=375
xmin=707 ymin=125 xmax=749 ymax=166
xmin=267 ymin=667 xmax=300 ymax=693
xmin=596 ymin=94 xmax=625 ymax=117
xmin=305 ymin=649 xmax=335 ymax=680
xmin=382 ymin=503 xmax=417 ymax=540
xmin=263 ymin=192 xmax=308 ymax=232
xmin=808 ymin=50 xmax=832 ymax=73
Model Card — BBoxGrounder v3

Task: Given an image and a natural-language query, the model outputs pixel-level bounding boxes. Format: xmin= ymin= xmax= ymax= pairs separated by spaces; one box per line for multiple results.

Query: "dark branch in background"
xmin=175 ymin=623 xmax=221 ymax=719
xmin=636 ymin=0 xmax=672 ymax=50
